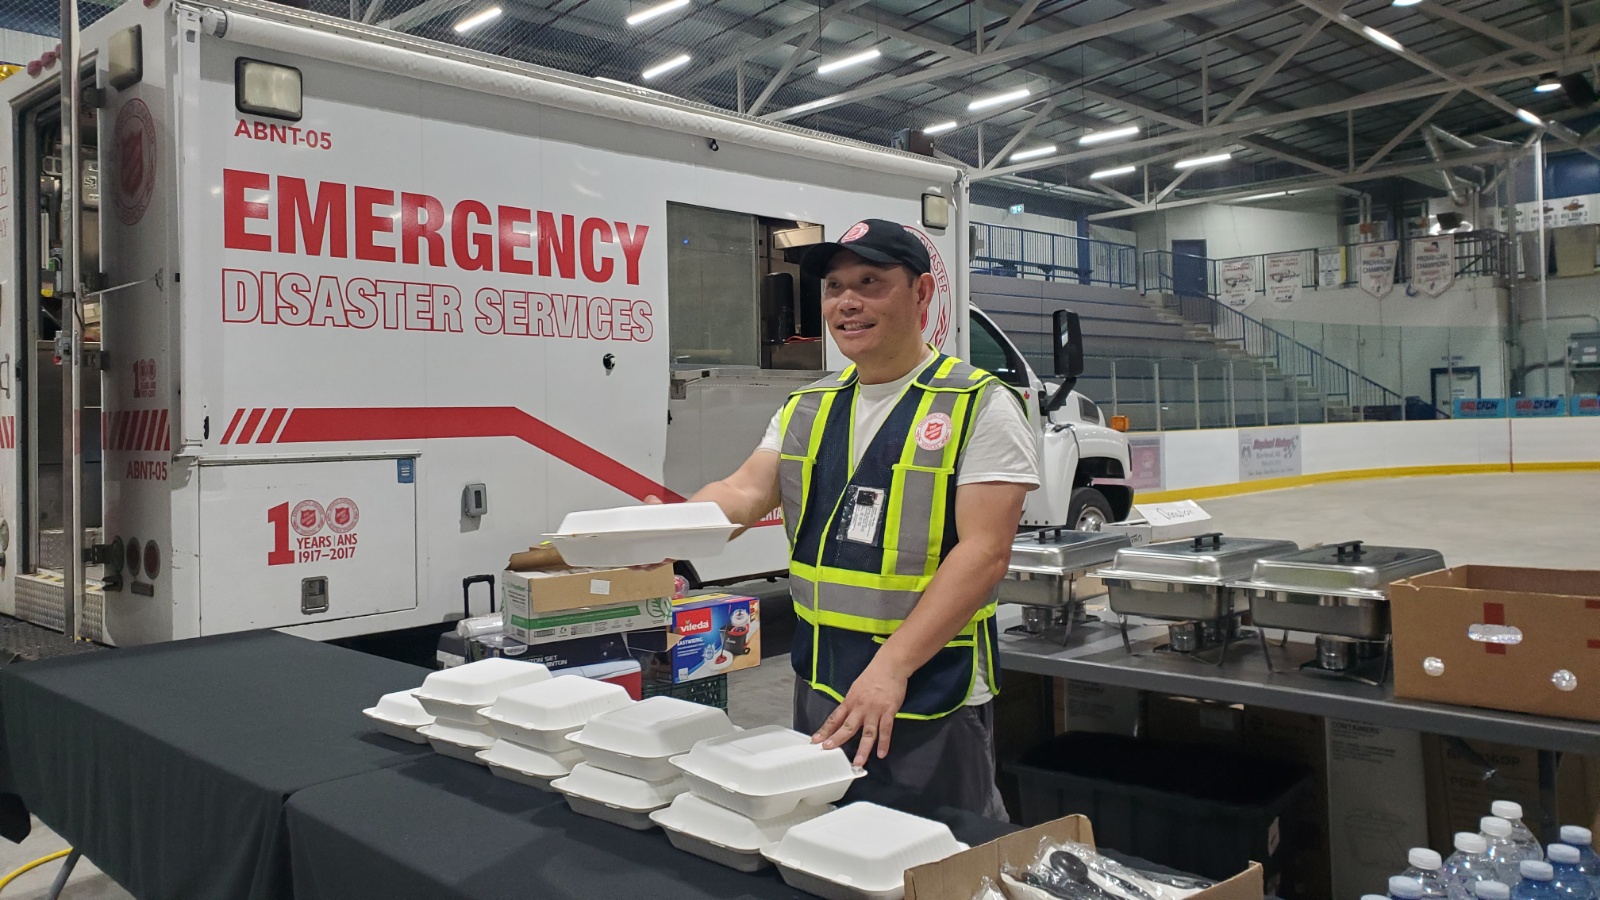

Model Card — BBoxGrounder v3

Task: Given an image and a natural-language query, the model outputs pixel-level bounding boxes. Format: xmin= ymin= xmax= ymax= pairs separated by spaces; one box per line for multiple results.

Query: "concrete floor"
xmin=4 ymin=471 xmax=1595 ymax=898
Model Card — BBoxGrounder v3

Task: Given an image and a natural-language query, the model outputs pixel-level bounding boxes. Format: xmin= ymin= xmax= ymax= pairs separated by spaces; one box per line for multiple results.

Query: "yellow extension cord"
xmin=0 ymin=848 xmax=71 ymax=894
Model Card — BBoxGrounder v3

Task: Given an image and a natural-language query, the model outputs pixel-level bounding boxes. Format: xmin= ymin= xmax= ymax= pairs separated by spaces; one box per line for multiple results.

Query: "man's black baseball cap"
xmin=799 ymin=219 xmax=931 ymax=280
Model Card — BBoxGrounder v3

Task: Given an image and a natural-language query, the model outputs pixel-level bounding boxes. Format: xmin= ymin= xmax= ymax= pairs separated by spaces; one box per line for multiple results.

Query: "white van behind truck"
xmin=0 ymin=0 xmax=1131 ymax=645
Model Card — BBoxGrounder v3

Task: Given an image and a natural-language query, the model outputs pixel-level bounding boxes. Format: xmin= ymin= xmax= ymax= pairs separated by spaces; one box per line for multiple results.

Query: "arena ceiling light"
xmin=1390 ymin=0 xmax=1421 ymax=6
xmin=1079 ymin=125 xmax=1139 ymax=146
xmin=1089 ymin=165 xmax=1136 ymax=179
xmin=1516 ymin=108 xmax=1544 ymax=127
xmin=453 ymin=6 xmax=501 ymax=32
xmin=1361 ymin=25 xmax=1404 ymax=52
xmin=968 ymin=87 xmax=1030 ymax=111
xmin=922 ymin=121 xmax=958 ymax=135
xmin=641 ymin=53 xmax=691 ymax=80
xmin=1010 ymin=144 xmax=1057 ymax=162
xmin=816 ymin=48 xmax=880 ymax=76
xmin=1174 ymin=151 xmax=1232 ymax=169
xmin=1536 ymin=75 xmax=1562 ymax=93
xmin=626 ymin=0 xmax=689 ymax=27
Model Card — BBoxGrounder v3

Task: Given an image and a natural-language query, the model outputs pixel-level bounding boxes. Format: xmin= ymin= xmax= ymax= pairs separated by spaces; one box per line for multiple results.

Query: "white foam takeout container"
xmin=541 ymin=502 xmax=738 ymax=568
xmin=418 ymin=720 xmax=497 ymax=765
xmin=478 ymin=675 xmax=635 ymax=753
xmin=568 ymin=696 xmax=736 ymax=782
xmin=763 ymin=802 xmax=968 ymax=900
xmin=412 ymin=658 xmax=551 ymax=726
xmin=551 ymin=763 xmax=687 ymax=831
xmin=670 ymin=725 xmax=865 ymax=820
xmin=649 ymin=792 xmax=833 ymax=873
xmin=476 ymin=739 xmax=584 ymax=791
xmin=363 ymin=690 xmax=435 ymax=744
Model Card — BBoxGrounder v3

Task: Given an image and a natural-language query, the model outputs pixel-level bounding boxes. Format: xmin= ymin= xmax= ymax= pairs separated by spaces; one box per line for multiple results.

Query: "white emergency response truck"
xmin=0 ymin=0 xmax=1132 ymax=645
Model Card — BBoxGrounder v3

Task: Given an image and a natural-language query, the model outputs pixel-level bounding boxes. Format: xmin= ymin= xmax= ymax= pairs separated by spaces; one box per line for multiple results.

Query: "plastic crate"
xmin=642 ymin=674 xmax=728 ymax=709
xmin=1008 ymin=731 xmax=1309 ymax=882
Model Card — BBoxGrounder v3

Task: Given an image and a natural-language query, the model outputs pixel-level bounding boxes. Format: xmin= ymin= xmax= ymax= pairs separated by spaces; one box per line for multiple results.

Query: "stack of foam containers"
xmin=763 ymin=802 xmax=969 ymax=900
xmin=474 ymin=675 xmax=635 ymax=789
xmin=652 ymin=725 xmax=863 ymax=872
xmin=410 ymin=658 xmax=553 ymax=763
xmin=554 ymin=696 xmax=736 ymax=830
xmin=362 ymin=690 xmax=435 ymax=743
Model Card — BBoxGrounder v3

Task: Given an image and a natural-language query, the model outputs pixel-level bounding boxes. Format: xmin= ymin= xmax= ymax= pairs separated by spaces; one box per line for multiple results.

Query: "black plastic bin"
xmin=1009 ymin=731 xmax=1309 ymax=883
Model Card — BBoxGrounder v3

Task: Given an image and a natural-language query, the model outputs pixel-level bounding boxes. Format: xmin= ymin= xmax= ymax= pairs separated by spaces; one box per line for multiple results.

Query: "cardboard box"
xmin=501 ymin=545 xmax=676 ymax=616
xmin=1060 ymin=680 xmax=1143 ymax=736
xmin=1326 ymin=719 xmax=1429 ymax=900
xmin=504 ymin=597 xmax=672 ymax=645
xmin=1422 ymin=734 xmax=1546 ymax=848
xmin=1243 ymin=708 xmax=1331 ymax=900
xmin=1145 ymin=695 xmax=1245 ymax=749
xmin=517 ymin=628 xmax=668 ymax=670
xmin=904 ymin=814 xmax=1264 ymax=900
xmin=634 ymin=592 xmax=760 ymax=684
xmin=1391 ymin=566 xmax=1600 ymax=722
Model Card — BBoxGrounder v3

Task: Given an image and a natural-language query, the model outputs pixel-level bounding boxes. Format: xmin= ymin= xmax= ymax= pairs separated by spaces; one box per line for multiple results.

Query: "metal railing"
xmin=1139 ymin=231 xmax=1513 ymax=296
xmin=1079 ymin=356 xmax=1339 ymax=431
xmin=972 ymin=222 xmax=1137 ymax=288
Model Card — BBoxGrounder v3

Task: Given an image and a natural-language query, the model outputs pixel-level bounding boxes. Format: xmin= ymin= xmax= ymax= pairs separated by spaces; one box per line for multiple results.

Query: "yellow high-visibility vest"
xmin=777 ymin=352 xmax=1009 ymax=719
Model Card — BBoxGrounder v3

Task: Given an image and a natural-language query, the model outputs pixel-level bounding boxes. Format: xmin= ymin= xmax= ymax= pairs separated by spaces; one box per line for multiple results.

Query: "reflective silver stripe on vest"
xmin=890 ymin=388 xmax=968 ymax=576
xmin=778 ymin=391 xmax=828 ymax=545
xmin=792 ymin=576 xmax=923 ymax=625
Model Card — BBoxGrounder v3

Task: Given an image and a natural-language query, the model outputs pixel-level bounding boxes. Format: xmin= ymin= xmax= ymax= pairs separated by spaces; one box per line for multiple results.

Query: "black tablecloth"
xmin=0 ymin=631 xmax=430 ymax=900
xmin=286 ymin=753 xmax=1018 ymax=900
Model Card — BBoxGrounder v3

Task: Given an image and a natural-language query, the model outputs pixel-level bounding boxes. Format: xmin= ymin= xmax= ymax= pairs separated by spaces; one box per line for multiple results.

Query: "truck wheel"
xmin=1068 ymin=487 xmax=1113 ymax=532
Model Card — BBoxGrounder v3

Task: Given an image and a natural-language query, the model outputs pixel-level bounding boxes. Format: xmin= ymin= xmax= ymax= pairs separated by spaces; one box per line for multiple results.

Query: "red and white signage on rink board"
xmin=268 ymin=497 xmax=360 ymax=566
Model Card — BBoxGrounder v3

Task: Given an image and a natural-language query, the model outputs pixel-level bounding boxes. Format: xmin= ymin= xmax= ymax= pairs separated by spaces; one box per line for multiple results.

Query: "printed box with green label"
xmin=635 ymin=592 xmax=761 ymax=684
xmin=501 ymin=553 xmax=677 ymax=646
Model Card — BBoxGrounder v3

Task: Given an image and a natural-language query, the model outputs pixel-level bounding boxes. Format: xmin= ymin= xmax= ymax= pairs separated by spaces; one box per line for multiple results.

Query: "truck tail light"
xmin=1109 ymin=415 xmax=1129 ymax=432
xmin=235 ymin=58 xmax=302 ymax=121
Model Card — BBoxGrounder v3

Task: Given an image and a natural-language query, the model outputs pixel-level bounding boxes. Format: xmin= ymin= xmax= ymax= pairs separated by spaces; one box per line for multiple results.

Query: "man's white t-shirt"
xmin=757 ymin=351 xmax=1041 ymax=705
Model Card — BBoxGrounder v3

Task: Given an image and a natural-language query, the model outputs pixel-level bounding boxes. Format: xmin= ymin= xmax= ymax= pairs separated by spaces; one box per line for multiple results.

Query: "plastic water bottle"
xmin=1451 ymin=833 xmax=1501 ymax=898
xmin=1405 ymin=848 xmax=1459 ymax=898
xmin=1549 ymin=845 xmax=1598 ymax=900
xmin=1557 ymin=826 xmax=1600 ymax=894
xmin=1515 ymin=861 xmax=1562 ymax=900
xmin=1393 ymin=876 xmax=1427 ymax=900
xmin=1487 ymin=818 xmax=1529 ymax=883
xmin=1495 ymin=802 xmax=1546 ymax=864
xmin=1478 ymin=882 xmax=1513 ymax=900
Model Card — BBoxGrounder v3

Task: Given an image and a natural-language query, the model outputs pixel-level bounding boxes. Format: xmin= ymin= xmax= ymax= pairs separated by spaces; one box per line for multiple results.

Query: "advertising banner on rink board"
xmin=1238 ymin=426 xmax=1302 ymax=480
xmin=1410 ymin=235 xmax=1454 ymax=296
xmin=1265 ymin=251 xmax=1304 ymax=305
xmin=1357 ymin=241 xmax=1399 ymax=299
xmin=1219 ymin=257 xmax=1256 ymax=310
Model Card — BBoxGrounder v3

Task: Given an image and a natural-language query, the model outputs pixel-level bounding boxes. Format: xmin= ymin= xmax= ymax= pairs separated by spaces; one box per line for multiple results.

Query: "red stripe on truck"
xmin=272 ymin=407 xmax=686 ymax=502
xmin=220 ymin=409 xmax=247 ymax=444
xmin=256 ymin=408 xmax=288 ymax=444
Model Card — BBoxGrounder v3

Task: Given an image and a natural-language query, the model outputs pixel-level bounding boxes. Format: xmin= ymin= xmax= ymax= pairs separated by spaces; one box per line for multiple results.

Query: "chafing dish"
xmin=999 ymin=529 xmax=1131 ymax=643
xmin=1239 ymin=540 xmax=1445 ymax=683
xmin=1096 ymin=532 xmax=1299 ymax=663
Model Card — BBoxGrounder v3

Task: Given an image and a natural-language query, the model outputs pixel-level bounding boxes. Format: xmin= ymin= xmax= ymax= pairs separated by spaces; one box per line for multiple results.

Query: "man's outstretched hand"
xmin=811 ymin=661 xmax=908 ymax=767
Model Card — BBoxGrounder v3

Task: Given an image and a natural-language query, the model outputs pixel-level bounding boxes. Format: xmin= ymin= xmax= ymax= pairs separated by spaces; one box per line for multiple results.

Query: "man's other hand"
xmin=811 ymin=661 xmax=908 ymax=766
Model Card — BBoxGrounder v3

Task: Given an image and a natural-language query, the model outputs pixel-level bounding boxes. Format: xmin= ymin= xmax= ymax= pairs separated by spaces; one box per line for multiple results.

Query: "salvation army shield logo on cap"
xmin=839 ymin=221 xmax=871 ymax=243
xmin=915 ymin=412 xmax=953 ymax=451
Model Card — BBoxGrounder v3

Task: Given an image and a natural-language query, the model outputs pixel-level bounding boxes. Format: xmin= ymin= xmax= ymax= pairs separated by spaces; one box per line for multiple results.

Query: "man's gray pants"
xmin=792 ymin=680 xmax=1009 ymax=821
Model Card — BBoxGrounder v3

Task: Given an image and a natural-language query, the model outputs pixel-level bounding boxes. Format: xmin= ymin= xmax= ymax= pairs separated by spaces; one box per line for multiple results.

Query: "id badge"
xmin=842 ymin=486 xmax=886 ymax=545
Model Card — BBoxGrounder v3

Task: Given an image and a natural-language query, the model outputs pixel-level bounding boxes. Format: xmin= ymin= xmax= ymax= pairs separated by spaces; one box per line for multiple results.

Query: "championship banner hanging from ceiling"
xmin=1411 ymin=235 xmax=1454 ymax=297
xmin=1357 ymin=241 xmax=1399 ymax=299
xmin=1265 ymin=251 xmax=1303 ymax=306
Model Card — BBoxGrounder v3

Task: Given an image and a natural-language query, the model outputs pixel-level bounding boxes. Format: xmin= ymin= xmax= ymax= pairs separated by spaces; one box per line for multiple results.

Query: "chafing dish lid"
xmin=1243 ymin=541 xmax=1445 ymax=597
xmin=1007 ymin=529 xmax=1131 ymax=575
xmin=1097 ymin=533 xmax=1300 ymax=585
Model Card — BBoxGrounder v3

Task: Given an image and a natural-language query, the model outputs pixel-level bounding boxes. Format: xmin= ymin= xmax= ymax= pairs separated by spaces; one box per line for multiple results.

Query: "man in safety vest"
xmin=685 ymin=218 xmax=1040 ymax=818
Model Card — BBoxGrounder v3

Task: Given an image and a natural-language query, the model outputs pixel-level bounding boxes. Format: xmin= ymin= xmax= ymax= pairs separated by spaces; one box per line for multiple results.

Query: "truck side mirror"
xmin=1053 ymin=310 xmax=1084 ymax=379
xmin=1043 ymin=310 xmax=1085 ymax=415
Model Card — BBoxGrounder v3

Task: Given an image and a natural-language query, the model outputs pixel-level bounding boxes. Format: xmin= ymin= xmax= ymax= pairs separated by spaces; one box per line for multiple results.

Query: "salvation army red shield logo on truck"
xmin=114 ymin=99 xmax=156 ymax=226
xmin=905 ymin=226 xmax=953 ymax=350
